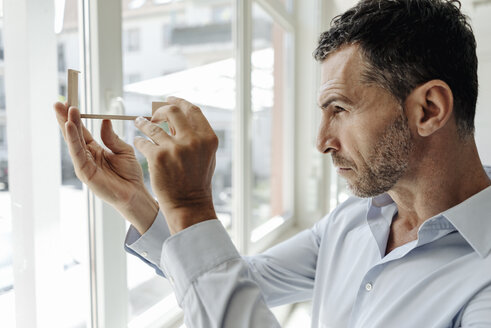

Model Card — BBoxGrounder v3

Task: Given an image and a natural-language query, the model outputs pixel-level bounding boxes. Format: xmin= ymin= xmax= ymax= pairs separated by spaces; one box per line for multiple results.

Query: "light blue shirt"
xmin=125 ymin=167 xmax=491 ymax=327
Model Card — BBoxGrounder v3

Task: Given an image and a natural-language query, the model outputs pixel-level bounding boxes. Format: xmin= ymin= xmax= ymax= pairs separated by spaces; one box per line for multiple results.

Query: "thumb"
xmin=101 ymin=119 xmax=133 ymax=154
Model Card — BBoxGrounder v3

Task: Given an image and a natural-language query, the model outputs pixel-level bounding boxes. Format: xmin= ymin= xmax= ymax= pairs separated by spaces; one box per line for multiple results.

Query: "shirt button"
xmin=365 ymin=282 xmax=373 ymax=291
xmin=141 ymin=251 xmax=148 ymax=257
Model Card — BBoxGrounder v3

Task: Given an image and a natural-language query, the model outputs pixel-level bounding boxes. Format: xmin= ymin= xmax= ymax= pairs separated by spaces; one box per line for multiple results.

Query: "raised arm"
xmin=53 ymin=102 xmax=159 ymax=234
xmin=132 ymin=97 xmax=283 ymax=326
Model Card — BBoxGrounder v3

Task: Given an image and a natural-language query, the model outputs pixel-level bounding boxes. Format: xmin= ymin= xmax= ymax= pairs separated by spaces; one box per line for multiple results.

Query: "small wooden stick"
xmin=80 ymin=100 xmax=169 ymax=120
xmin=80 ymin=114 xmax=152 ymax=121
xmin=67 ymin=69 xmax=80 ymax=108
xmin=66 ymin=68 xmax=169 ymax=121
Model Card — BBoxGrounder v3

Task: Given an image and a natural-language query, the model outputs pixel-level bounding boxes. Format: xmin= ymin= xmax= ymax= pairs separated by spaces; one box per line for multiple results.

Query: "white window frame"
xmin=243 ymin=0 xmax=296 ymax=255
xmin=4 ymin=0 xmax=64 ymax=327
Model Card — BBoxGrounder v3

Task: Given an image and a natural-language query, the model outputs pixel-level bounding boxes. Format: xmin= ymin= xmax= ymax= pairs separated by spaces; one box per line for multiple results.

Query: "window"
xmin=212 ymin=5 xmax=232 ymax=23
xmin=0 ymin=28 xmax=4 ymax=61
xmin=162 ymin=24 xmax=172 ymax=47
xmin=0 ymin=76 xmax=5 ymax=109
xmin=249 ymin=3 xmax=294 ymax=244
xmin=2 ymin=0 xmax=301 ymax=326
xmin=215 ymin=129 xmax=227 ymax=150
xmin=124 ymin=28 xmax=140 ymax=52
xmin=122 ymin=1 xmax=235 ymax=323
xmin=0 ymin=14 xmax=7 ymax=326
xmin=57 ymin=43 xmax=66 ymax=72
xmin=56 ymin=2 xmax=90 ymax=328
xmin=0 ymin=125 xmax=4 ymax=144
xmin=124 ymin=73 xmax=141 ymax=84
xmin=2 ymin=0 xmax=90 ymax=326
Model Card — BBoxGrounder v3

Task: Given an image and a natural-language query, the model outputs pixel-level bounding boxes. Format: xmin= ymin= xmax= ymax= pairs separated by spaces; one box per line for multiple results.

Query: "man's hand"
xmin=54 ymin=102 xmax=159 ymax=234
xmin=134 ymin=96 xmax=218 ymax=235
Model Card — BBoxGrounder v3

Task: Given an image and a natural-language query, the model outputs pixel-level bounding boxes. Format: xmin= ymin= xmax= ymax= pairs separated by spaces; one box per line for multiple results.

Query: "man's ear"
xmin=405 ymin=80 xmax=454 ymax=137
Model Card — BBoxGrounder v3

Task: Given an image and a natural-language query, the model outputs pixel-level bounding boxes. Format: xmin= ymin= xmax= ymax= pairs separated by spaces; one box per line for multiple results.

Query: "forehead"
xmin=319 ymin=45 xmax=365 ymax=93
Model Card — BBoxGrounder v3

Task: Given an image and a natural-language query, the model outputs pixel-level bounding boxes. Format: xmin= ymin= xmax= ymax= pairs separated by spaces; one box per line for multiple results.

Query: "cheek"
xmin=340 ymin=133 xmax=365 ymax=164
xmin=340 ymin=116 xmax=380 ymax=162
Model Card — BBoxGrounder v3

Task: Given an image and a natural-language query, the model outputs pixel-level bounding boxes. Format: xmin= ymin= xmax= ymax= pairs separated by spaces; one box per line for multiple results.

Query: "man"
xmin=54 ymin=0 xmax=491 ymax=326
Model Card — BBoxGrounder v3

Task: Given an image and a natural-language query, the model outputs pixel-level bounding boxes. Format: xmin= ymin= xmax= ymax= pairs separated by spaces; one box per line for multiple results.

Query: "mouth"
xmin=336 ymin=167 xmax=353 ymax=174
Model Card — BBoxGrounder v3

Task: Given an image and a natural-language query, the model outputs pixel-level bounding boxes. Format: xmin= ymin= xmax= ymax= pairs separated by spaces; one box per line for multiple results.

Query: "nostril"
xmin=324 ymin=147 xmax=334 ymax=154
xmin=316 ymin=143 xmax=333 ymax=154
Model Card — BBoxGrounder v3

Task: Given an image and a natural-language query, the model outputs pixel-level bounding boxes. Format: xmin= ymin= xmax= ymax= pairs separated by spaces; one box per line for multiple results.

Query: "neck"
xmin=388 ymin=137 xmax=490 ymax=230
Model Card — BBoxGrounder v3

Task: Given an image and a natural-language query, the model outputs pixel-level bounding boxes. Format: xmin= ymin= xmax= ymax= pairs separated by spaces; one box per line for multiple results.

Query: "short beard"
xmin=333 ymin=112 xmax=413 ymax=198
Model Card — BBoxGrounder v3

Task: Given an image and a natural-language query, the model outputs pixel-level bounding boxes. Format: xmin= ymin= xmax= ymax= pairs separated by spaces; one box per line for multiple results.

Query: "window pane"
xmin=57 ymin=0 xmax=90 ymax=327
xmin=0 ymin=9 xmax=12 ymax=327
xmin=281 ymin=0 xmax=293 ymax=13
xmin=0 ymin=3 xmax=88 ymax=326
xmin=250 ymin=3 xmax=291 ymax=236
xmin=121 ymin=0 xmax=234 ymax=323
xmin=0 ymin=16 xmax=13 ymax=316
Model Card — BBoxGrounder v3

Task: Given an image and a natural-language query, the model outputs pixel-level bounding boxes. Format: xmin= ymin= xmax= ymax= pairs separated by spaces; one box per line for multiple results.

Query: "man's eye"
xmin=333 ymin=106 xmax=345 ymax=114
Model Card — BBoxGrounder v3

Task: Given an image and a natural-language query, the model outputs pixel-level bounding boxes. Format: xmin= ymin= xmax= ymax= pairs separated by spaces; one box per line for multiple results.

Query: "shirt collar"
xmin=371 ymin=193 xmax=394 ymax=207
xmin=442 ymin=184 xmax=491 ymax=258
xmin=369 ymin=166 xmax=491 ymax=258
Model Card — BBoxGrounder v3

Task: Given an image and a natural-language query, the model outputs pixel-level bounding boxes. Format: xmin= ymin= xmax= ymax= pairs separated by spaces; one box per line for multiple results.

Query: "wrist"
xmin=162 ymin=202 xmax=217 ymax=235
xmin=119 ymin=187 xmax=159 ymax=234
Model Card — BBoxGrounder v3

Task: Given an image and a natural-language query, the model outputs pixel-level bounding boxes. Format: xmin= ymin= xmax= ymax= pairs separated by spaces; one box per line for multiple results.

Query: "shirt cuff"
xmin=125 ymin=209 xmax=171 ymax=267
xmin=161 ymin=219 xmax=240 ymax=303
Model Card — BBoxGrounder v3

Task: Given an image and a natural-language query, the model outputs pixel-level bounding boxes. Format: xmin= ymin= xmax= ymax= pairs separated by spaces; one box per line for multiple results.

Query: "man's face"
xmin=316 ymin=45 xmax=413 ymax=198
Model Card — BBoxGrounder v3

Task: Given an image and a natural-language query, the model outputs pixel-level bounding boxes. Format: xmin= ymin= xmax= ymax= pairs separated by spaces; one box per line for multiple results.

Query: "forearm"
xmin=118 ymin=187 xmax=159 ymax=235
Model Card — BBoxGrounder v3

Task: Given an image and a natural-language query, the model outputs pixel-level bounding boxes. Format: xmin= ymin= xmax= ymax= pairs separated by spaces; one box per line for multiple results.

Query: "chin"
xmin=346 ymin=180 xmax=393 ymax=198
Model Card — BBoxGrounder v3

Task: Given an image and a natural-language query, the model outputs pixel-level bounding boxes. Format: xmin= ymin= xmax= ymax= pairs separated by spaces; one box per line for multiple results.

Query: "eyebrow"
xmin=317 ymin=94 xmax=353 ymax=109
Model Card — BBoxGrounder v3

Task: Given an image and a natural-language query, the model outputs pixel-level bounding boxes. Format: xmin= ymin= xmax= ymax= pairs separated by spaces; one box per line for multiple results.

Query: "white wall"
xmin=469 ymin=0 xmax=491 ymax=165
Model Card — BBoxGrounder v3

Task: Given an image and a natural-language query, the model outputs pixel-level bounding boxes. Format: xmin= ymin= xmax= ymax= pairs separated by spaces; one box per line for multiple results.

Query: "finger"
xmin=166 ymin=96 xmax=214 ymax=134
xmin=150 ymin=104 xmax=191 ymax=136
xmin=135 ymin=117 xmax=170 ymax=145
xmin=149 ymin=106 xmax=175 ymax=136
xmin=68 ymin=106 xmax=95 ymax=145
xmin=54 ymin=102 xmax=69 ymax=140
xmin=68 ymin=106 xmax=85 ymax=144
xmin=74 ymin=108 xmax=86 ymax=144
xmin=133 ymin=136 xmax=157 ymax=159
xmin=65 ymin=120 xmax=96 ymax=182
xmin=166 ymin=96 xmax=197 ymax=112
xmin=101 ymin=119 xmax=134 ymax=154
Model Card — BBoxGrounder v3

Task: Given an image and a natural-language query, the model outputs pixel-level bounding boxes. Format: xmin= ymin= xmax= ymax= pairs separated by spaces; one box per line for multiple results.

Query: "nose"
xmin=316 ymin=114 xmax=340 ymax=154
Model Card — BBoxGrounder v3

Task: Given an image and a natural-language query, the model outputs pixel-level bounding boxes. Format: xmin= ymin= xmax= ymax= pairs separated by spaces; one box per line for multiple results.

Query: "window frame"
xmin=246 ymin=0 xmax=296 ymax=254
xmin=4 ymin=0 xmax=64 ymax=327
